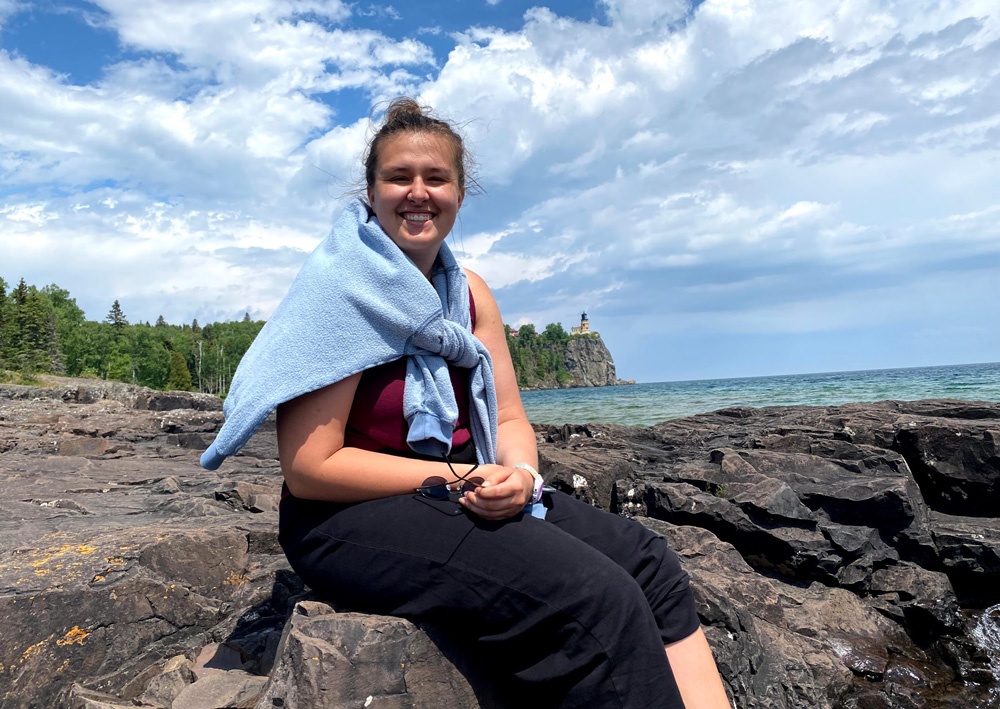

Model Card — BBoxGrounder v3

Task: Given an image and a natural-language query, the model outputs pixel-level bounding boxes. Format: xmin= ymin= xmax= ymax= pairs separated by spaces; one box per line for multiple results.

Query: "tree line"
xmin=1 ymin=275 xmax=580 ymax=394
xmin=505 ymin=323 xmax=577 ymax=389
xmin=0 ymin=276 xmax=263 ymax=395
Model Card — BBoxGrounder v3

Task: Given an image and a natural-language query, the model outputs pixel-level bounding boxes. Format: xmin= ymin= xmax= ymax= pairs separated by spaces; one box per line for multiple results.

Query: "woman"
xmin=207 ymin=98 xmax=729 ymax=707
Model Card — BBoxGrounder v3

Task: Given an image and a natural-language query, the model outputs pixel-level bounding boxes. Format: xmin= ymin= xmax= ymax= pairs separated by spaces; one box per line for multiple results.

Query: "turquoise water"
xmin=520 ymin=362 xmax=1000 ymax=427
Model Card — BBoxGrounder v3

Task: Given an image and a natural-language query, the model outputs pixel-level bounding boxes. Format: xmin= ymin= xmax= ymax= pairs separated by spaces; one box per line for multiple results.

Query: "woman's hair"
xmin=362 ymin=97 xmax=480 ymax=199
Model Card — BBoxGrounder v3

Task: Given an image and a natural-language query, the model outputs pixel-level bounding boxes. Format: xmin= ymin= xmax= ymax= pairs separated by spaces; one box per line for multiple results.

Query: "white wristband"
xmin=513 ymin=463 xmax=544 ymax=503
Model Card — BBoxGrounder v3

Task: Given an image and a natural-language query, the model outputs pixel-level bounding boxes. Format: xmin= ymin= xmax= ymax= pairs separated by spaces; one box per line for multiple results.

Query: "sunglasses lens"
xmin=421 ymin=486 xmax=449 ymax=500
xmin=460 ymin=477 xmax=485 ymax=494
xmin=418 ymin=476 xmax=449 ymax=500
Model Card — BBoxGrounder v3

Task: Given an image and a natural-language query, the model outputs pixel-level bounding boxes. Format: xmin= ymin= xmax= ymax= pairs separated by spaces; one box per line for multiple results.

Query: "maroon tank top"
xmin=344 ymin=294 xmax=477 ymax=455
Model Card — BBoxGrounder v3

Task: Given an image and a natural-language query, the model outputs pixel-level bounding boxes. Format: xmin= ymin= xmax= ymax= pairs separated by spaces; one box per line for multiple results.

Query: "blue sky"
xmin=1 ymin=0 xmax=998 ymax=383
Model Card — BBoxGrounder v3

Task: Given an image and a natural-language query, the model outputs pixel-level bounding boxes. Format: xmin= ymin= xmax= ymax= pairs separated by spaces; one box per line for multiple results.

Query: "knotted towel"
xmin=200 ymin=199 xmax=498 ymax=470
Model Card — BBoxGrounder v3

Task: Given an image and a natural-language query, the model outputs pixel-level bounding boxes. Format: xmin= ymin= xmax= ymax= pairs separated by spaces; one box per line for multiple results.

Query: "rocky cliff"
xmin=563 ymin=334 xmax=632 ymax=387
xmin=2 ymin=377 xmax=999 ymax=708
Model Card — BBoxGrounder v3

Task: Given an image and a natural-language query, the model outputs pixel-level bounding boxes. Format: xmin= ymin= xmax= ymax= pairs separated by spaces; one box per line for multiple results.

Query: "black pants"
xmin=279 ymin=486 xmax=698 ymax=708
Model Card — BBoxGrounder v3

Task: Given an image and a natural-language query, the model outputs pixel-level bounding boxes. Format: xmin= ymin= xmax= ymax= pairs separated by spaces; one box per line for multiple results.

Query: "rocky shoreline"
xmin=1 ymin=377 xmax=999 ymax=708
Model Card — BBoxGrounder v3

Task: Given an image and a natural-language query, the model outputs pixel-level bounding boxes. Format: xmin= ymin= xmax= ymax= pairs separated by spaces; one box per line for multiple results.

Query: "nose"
xmin=408 ymin=178 xmax=428 ymax=202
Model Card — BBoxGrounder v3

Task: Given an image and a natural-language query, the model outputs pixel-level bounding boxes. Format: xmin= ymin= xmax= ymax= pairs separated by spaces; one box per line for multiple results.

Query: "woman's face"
xmin=367 ymin=131 xmax=465 ymax=275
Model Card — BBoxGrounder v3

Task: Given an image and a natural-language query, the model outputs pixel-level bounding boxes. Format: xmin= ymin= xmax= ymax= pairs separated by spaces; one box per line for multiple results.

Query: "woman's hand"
xmin=459 ymin=464 xmax=534 ymax=520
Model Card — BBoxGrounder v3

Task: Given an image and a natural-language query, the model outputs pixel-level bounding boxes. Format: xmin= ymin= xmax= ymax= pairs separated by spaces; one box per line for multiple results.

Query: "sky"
xmin=1 ymin=0 xmax=998 ymax=383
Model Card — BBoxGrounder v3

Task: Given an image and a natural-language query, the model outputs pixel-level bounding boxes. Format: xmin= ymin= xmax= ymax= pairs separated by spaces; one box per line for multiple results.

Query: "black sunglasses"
xmin=415 ymin=455 xmax=483 ymax=500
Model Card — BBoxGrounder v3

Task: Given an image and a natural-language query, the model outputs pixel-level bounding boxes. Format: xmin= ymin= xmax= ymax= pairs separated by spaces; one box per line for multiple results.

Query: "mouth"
xmin=402 ymin=212 xmax=433 ymax=223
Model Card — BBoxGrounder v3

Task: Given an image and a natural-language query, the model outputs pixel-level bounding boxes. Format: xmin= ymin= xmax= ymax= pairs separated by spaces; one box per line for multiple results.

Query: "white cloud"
xmin=1 ymin=0 xmax=998 ymax=379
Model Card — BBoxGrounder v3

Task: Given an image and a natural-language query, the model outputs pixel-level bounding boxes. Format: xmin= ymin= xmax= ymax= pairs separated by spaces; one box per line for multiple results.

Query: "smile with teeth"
xmin=403 ymin=212 xmax=433 ymax=222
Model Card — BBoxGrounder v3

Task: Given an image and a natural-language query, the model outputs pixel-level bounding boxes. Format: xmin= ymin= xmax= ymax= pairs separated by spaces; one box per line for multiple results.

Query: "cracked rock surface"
xmin=2 ymin=378 xmax=1000 ymax=708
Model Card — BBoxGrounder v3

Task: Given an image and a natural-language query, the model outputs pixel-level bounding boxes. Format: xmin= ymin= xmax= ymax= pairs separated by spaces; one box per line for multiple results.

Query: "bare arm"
xmin=276 ymin=373 xmax=480 ymax=502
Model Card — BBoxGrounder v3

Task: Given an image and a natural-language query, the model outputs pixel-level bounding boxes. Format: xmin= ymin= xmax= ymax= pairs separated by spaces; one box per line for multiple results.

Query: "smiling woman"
xmin=198 ymin=96 xmax=731 ymax=707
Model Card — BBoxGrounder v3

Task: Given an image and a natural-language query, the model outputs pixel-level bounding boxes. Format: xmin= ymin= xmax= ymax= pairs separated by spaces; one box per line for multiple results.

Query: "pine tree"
xmin=9 ymin=279 xmax=56 ymax=375
xmin=106 ymin=300 xmax=128 ymax=330
xmin=155 ymin=315 xmax=167 ymax=327
xmin=165 ymin=351 xmax=193 ymax=391
xmin=0 ymin=277 xmax=9 ymax=369
xmin=38 ymin=285 xmax=83 ymax=374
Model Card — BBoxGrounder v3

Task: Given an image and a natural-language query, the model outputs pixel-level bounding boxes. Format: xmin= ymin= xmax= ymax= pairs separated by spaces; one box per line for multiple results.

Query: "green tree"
xmin=63 ymin=320 xmax=106 ymax=377
xmin=0 ymin=276 xmax=10 ymax=369
xmin=166 ymin=350 xmax=193 ymax=391
xmin=541 ymin=322 xmax=569 ymax=344
xmin=505 ymin=321 xmax=576 ymax=389
xmin=7 ymin=279 xmax=57 ymax=375
xmin=38 ymin=285 xmax=84 ymax=375
xmin=106 ymin=300 xmax=128 ymax=332
xmin=130 ymin=324 xmax=171 ymax=388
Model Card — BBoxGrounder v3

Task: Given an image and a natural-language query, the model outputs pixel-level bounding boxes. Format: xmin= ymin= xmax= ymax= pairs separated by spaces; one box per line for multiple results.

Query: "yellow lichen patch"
xmin=56 ymin=627 xmax=89 ymax=646
xmin=34 ymin=569 xmax=51 ymax=577
xmin=27 ymin=544 xmax=98 ymax=569
xmin=21 ymin=636 xmax=53 ymax=662
xmin=91 ymin=574 xmax=106 ymax=583
xmin=224 ymin=573 xmax=248 ymax=587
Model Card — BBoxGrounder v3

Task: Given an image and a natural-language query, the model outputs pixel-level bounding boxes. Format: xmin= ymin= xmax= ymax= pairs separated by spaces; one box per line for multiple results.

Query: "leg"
xmin=542 ymin=492 xmax=700 ymax=644
xmin=542 ymin=493 xmax=729 ymax=708
xmin=280 ymin=493 xmax=685 ymax=708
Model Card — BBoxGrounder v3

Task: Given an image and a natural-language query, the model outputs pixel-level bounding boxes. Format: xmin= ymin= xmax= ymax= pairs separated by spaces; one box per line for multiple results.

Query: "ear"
xmin=458 ymin=187 xmax=466 ymax=209
xmin=367 ymin=186 xmax=375 ymax=206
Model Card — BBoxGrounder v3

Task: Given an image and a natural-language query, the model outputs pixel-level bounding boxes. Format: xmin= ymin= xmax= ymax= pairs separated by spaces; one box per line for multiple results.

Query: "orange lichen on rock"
xmin=56 ymin=627 xmax=89 ymax=646
xmin=21 ymin=637 xmax=53 ymax=662
xmin=224 ymin=572 xmax=248 ymax=587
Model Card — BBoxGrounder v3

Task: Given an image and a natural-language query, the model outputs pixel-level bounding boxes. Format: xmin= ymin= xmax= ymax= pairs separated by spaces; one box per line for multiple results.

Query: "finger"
xmin=463 ymin=492 xmax=511 ymax=511
xmin=474 ymin=481 xmax=518 ymax=500
xmin=460 ymin=494 xmax=518 ymax=517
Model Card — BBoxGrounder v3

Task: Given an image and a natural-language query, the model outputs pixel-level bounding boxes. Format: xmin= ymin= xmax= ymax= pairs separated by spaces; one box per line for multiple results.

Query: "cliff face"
xmin=563 ymin=335 xmax=623 ymax=387
xmin=507 ymin=330 xmax=631 ymax=390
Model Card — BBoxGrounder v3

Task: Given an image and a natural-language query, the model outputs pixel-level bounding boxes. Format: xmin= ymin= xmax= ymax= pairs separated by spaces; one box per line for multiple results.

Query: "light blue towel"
xmin=201 ymin=199 xmax=498 ymax=470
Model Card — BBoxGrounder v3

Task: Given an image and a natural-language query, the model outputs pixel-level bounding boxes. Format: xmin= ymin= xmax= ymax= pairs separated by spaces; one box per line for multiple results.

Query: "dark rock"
xmin=172 ymin=670 xmax=266 ymax=708
xmin=256 ymin=601 xmax=502 ymax=709
xmin=66 ymin=684 xmax=136 ymax=708
xmin=3 ymin=381 xmax=1000 ymax=708
xmin=895 ymin=424 xmax=1000 ymax=516
xmin=135 ymin=655 xmax=196 ymax=708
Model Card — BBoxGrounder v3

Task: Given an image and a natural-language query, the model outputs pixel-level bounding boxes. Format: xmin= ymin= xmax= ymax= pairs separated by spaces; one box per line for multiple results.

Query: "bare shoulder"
xmin=463 ymin=267 xmax=490 ymax=295
xmin=464 ymin=268 xmax=500 ymax=312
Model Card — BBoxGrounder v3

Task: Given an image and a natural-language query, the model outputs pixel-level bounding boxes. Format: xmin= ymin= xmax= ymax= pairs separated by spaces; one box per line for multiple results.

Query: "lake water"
xmin=520 ymin=361 xmax=1000 ymax=427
